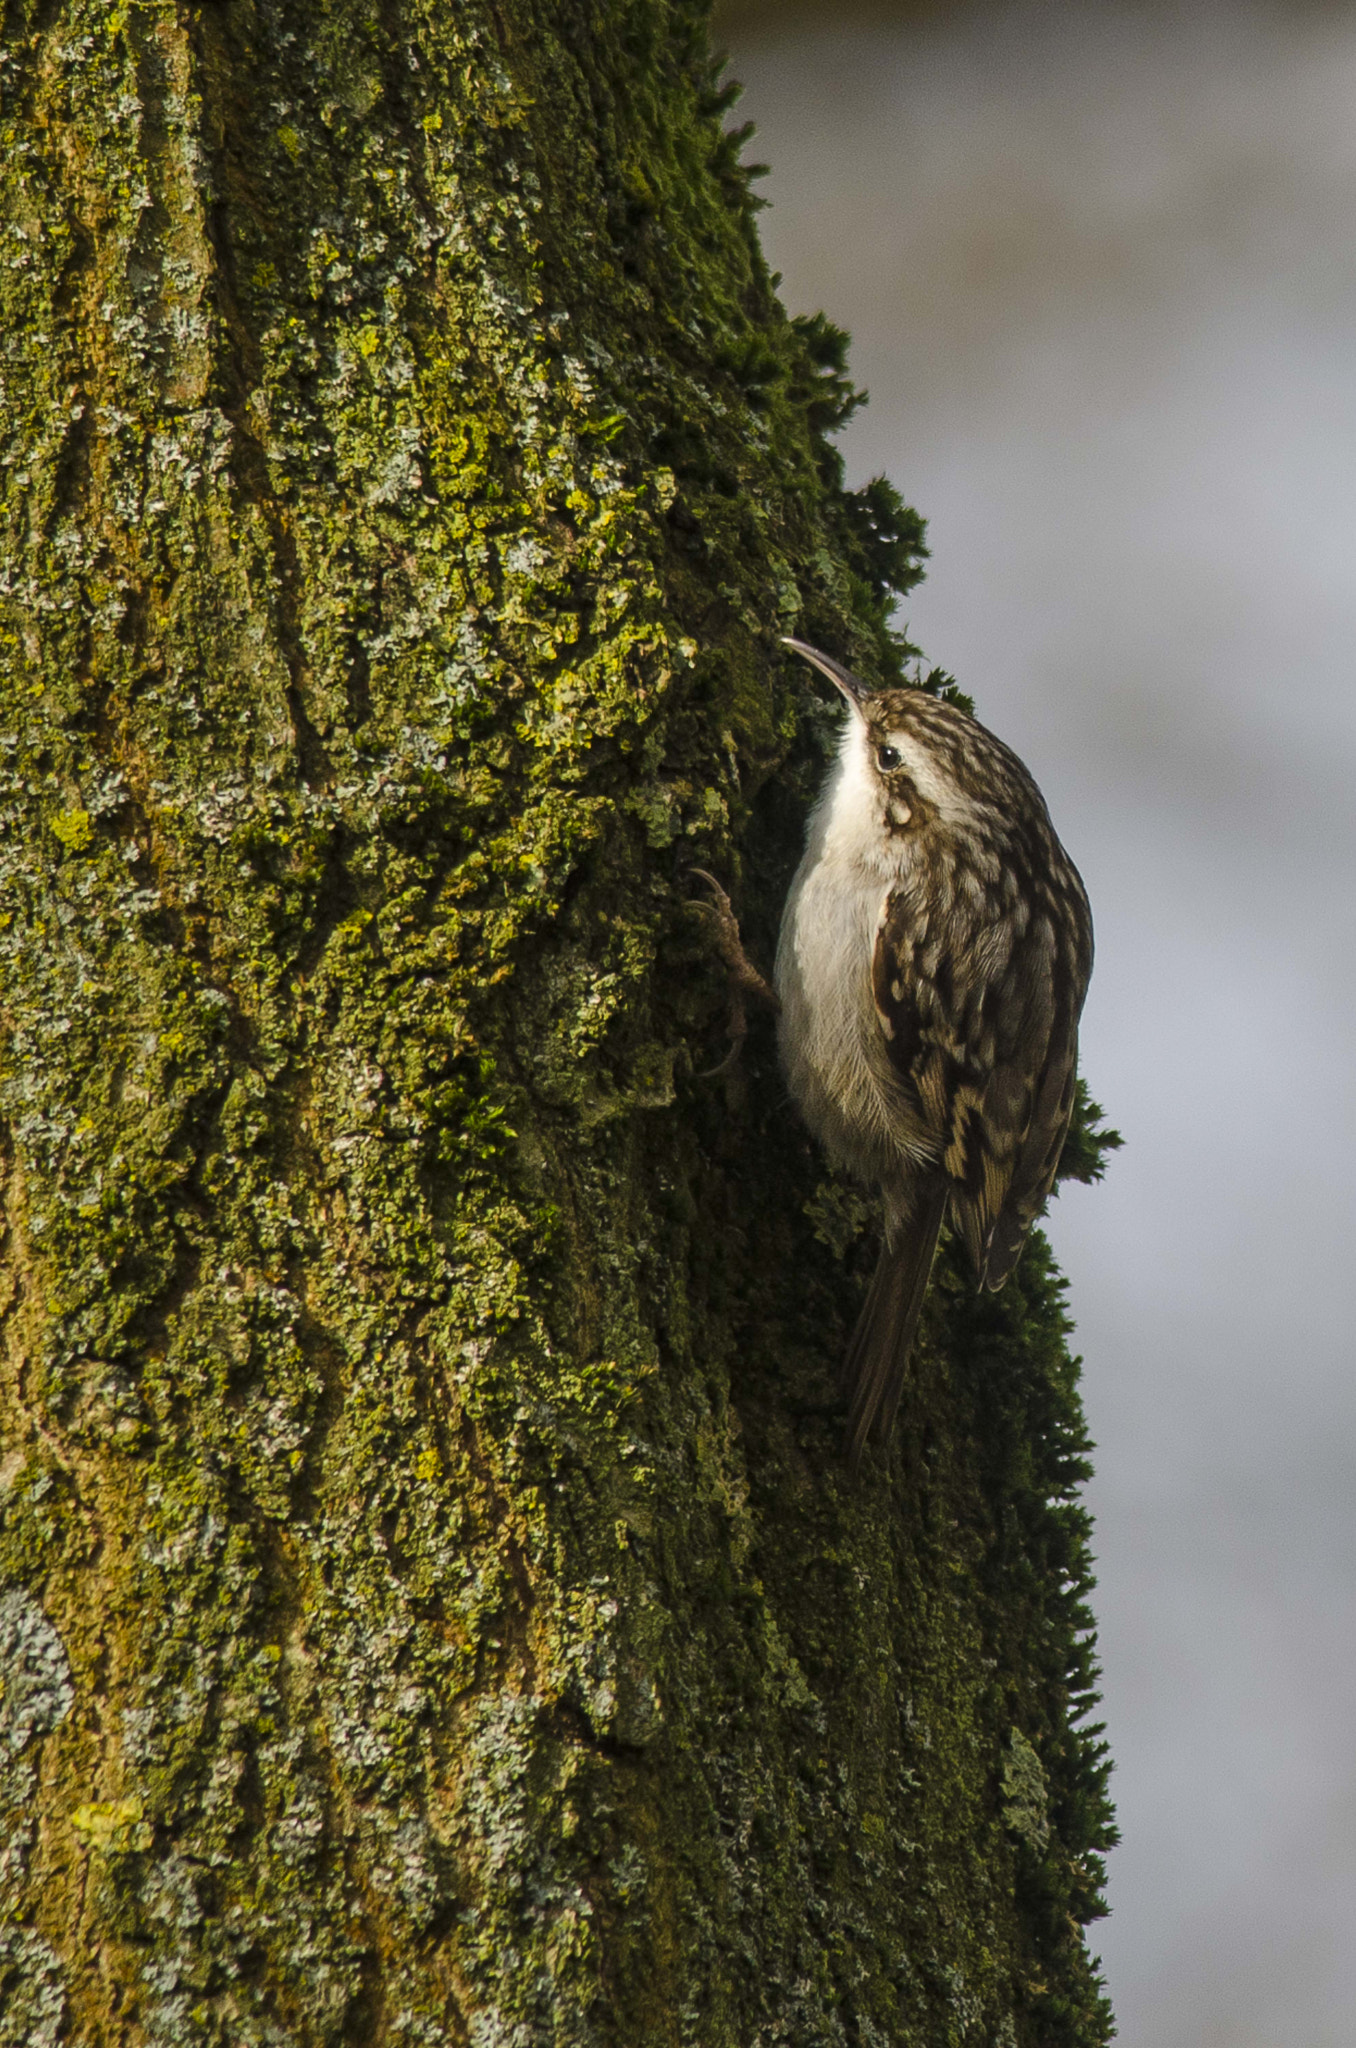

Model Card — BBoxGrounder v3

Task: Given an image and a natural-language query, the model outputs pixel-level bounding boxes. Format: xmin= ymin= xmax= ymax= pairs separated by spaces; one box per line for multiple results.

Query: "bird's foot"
xmin=689 ymin=870 xmax=781 ymax=1077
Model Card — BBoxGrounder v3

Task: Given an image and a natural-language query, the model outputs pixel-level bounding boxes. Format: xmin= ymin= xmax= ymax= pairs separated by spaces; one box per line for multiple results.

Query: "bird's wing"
xmin=977 ymin=969 xmax=1080 ymax=1289
xmin=872 ymin=878 xmax=1090 ymax=1288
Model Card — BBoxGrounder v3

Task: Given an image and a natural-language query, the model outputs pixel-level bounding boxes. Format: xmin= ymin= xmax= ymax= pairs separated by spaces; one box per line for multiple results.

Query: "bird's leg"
xmin=689 ymin=870 xmax=781 ymax=1077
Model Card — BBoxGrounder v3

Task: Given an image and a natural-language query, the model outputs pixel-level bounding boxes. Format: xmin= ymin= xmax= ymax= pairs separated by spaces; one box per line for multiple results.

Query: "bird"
xmin=748 ymin=637 xmax=1094 ymax=1468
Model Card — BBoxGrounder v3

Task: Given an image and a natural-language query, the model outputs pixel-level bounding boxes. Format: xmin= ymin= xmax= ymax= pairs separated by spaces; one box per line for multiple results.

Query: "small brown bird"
xmin=774 ymin=639 xmax=1093 ymax=1467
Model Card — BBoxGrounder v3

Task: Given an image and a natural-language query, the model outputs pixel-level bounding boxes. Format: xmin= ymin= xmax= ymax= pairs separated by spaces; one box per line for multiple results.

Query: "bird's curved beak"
xmin=781 ymin=637 xmax=870 ymax=718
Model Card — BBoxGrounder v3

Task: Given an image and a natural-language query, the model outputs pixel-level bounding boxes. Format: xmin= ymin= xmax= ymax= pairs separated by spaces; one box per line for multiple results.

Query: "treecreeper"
xmin=700 ymin=639 xmax=1094 ymax=1469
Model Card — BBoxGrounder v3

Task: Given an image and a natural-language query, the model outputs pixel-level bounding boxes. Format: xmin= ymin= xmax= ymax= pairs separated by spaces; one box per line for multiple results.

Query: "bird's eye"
xmin=876 ymin=744 xmax=902 ymax=772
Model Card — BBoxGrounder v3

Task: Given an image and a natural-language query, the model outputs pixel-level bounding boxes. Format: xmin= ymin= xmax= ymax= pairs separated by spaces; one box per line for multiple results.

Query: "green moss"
xmin=0 ymin=1 xmax=1114 ymax=2043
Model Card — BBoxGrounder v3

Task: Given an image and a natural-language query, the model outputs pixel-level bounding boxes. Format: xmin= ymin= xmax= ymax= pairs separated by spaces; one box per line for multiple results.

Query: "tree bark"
xmin=0 ymin=2 xmax=1115 ymax=2043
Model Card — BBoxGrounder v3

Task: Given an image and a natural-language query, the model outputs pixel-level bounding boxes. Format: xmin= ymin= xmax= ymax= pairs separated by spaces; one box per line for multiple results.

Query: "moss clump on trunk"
xmin=0 ymin=2 xmax=1115 ymax=2042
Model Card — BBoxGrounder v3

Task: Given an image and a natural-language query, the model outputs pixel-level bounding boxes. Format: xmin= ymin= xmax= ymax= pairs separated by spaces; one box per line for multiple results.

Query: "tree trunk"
xmin=0 ymin=3 xmax=1115 ymax=2043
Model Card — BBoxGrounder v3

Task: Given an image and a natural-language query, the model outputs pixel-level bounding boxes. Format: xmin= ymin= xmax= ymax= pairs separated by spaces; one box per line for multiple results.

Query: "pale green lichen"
xmin=1002 ymin=1729 xmax=1053 ymax=1855
xmin=0 ymin=1925 xmax=67 ymax=2048
xmin=0 ymin=1589 xmax=74 ymax=1759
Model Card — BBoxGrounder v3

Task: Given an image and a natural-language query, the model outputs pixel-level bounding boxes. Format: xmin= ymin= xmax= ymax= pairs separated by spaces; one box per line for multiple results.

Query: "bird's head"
xmin=782 ymin=636 xmax=1010 ymax=847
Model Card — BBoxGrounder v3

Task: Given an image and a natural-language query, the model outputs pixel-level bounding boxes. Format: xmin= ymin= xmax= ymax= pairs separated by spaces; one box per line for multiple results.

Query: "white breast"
xmin=774 ymin=720 xmax=936 ymax=1190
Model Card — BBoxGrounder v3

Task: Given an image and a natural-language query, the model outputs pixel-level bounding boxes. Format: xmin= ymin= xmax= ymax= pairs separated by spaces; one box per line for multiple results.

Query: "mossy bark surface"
xmin=0 ymin=3 xmax=1116 ymax=2042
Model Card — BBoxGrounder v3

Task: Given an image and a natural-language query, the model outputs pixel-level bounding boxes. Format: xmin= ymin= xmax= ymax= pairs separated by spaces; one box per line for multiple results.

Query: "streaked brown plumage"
xmin=774 ymin=640 xmax=1093 ymax=1468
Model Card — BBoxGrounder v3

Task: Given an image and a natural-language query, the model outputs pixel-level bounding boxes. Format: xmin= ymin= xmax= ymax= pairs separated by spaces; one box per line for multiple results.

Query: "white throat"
xmin=814 ymin=718 xmax=899 ymax=882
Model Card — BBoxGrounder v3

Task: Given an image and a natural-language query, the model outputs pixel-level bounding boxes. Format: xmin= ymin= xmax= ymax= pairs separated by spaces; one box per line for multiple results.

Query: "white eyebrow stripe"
xmin=883 ymin=730 xmax=974 ymax=821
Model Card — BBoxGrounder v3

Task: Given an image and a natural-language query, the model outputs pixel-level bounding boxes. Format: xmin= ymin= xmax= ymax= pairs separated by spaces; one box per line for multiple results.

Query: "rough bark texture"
xmin=0 ymin=3 xmax=1116 ymax=2043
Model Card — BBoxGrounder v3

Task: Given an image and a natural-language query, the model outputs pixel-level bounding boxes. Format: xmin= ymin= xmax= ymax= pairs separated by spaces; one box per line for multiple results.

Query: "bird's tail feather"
xmin=841 ymin=1183 xmax=948 ymax=1471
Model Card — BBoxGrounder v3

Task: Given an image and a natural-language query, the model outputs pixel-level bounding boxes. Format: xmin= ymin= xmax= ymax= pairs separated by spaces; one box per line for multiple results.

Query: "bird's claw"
xmin=689 ymin=870 xmax=779 ymax=1077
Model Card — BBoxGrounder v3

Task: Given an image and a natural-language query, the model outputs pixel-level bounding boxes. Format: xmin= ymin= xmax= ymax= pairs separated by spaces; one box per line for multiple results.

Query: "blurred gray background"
xmin=711 ymin=2 xmax=1356 ymax=2042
